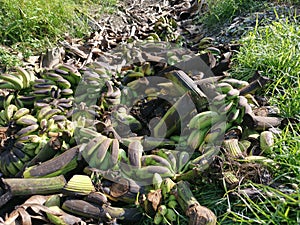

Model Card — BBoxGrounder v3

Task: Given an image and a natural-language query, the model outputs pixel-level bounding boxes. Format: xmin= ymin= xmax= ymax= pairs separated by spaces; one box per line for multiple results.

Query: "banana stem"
xmin=176 ymin=181 xmax=217 ymax=225
xmin=153 ymin=92 xmax=196 ymax=138
xmin=2 ymin=175 xmax=66 ymax=196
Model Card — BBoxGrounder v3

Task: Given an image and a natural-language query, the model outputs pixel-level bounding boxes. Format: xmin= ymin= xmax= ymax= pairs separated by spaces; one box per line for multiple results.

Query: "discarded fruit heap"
xmin=0 ymin=40 xmax=284 ymax=225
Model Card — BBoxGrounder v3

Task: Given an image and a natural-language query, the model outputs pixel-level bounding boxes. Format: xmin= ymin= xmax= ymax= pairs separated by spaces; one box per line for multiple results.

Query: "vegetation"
xmin=0 ymin=0 xmax=117 ymax=68
xmin=211 ymin=15 xmax=300 ymax=225
xmin=201 ymin=0 xmax=262 ymax=27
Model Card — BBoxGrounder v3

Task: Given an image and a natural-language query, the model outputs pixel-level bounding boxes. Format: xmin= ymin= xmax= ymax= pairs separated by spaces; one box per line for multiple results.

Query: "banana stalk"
xmin=153 ymin=92 xmax=196 ymax=138
xmin=222 ymin=139 xmax=244 ymax=158
xmin=176 ymin=181 xmax=217 ymax=225
xmin=62 ymin=199 xmax=142 ymax=222
xmin=2 ymin=175 xmax=66 ymax=196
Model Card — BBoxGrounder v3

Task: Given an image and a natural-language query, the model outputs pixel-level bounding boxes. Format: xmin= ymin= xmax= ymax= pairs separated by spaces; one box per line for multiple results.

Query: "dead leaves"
xmin=2 ymin=195 xmax=84 ymax=225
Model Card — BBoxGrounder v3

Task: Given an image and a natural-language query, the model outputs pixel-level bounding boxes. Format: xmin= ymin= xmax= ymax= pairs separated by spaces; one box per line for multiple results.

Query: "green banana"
xmin=141 ymin=155 xmax=174 ymax=172
xmin=0 ymin=81 xmax=15 ymax=89
xmin=135 ymin=165 xmax=174 ymax=180
xmin=94 ymin=138 xmax=112 ymax=166
xmin=16 ymin=114 xmax=38 ymax=126
xmin=23 ymin=145 xmax=79 ymax=178
xmin=178 ymin=151 xmax=190 ymax=172
xmin=153 ymin=172 xmax=163 ymax=189
xmin=222 ymin=78 xmax=249 ymax=89
xmin=226 ymin=89 xmax=240 ymax=101
xmin=0 ymin=73 xmax=23 ymax=90
xmin=5 ymin=104 xmax=18 ymax=121
xmin=204 ymin=121 xmax=228 ymax=143
xmin=110 ymin=139 xmax=119 ymax=167
xmin=15 ymin=66 xmax=31 ymax=88
xmin=15 ymin=124 xmax=39 ymax=138
xmin=187 ymin=129 xmax=207 ymax=150
xmin=215 ymin=82 xmax=234 ymax=94
xmin=13 ymin=108 xmax=30 ymax=120
xmin=188 ymin=111 xmax=220 ymax=130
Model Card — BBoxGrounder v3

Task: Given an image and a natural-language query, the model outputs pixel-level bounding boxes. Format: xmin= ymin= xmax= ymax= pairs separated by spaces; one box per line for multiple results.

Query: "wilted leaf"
xmin=147 ymin=189 xmax=162 ymax=211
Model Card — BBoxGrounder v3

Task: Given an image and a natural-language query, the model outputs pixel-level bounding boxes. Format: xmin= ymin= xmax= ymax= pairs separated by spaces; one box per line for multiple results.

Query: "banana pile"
xmin=147 ymin=16 xmax=180 ymax=43
xmin=0 ymin=37 xmax=282 ymax=225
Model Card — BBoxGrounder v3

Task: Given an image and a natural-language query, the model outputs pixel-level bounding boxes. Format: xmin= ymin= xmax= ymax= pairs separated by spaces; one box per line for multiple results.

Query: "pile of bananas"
xmin=148 ymin=16 xmax=181 ymax=43
xmin=0 ymin=38 xmax=283 ymax=225
xmin=0 ymin=105 xmax=41 ymax=176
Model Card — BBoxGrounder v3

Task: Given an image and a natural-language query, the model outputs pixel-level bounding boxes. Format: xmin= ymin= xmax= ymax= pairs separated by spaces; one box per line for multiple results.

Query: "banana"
xmin=5 ymin=153 xmax=19 ymax=176
xmin=18 ymin=134 xmax=40 ymax=143
xmin=37 ymin=105 xmax=52 ymax=121
xmin=4 ymin=94 xmax=15 ymax=108
xmin=178 ymin=151 xmax=190 ymax=172
xmin=215 ymin=82 xmax=234 ymax=94
xmin=23 ymin=145 xmax=79 ymax=178
xmin=187 ymin=129 xmax=207 ymax=150
xmin=141 ymin=155 xmax=174 ymax=172
xmin=0 ymin=110 xmax=8 ymax=125
xmin=227 ymin=107 xmax=240 ymax=123
xmin=218 ymin=100 xmax=235 ymax=115
xmin=222 ymin=78 xmax=249 ymax=89
xmin=12 ymin=146 xmax=32 ymax=163
xmin=15 ymin=66 xmax=31 ymax=88
xmin=0 ymin=73 xmax=23 ymax=90
xmin=226 ymin=89 xmax=240 ymax=100
xmin=153 ymin=173 xmax=163 ymax=189
xmin=5 ymin=104 xmax=18 ymax=121
xmin=56 ymin=77 xmax=72 ymax=89
xmin=204 ymin=121 xmax=228 ymax=143
xmin=61 ymin=88 xmax=73 ymax=96
xmin=16 ymin=114 xmax=38 ymax=126
xmin=110 ymin=139 xmax=119 ymax=167
xmin=15 ymin=124 xmax=39 ymax=138
xmin=76 ymin=127 xmax=101 ymax=140
xmin=188 ymin=111 xmax=220 ymax=129
xmin=82 ymin=136 xmax=106 ymax=162
xmin=33 ymin=83 xmax=57 ymax=90
xmin=0 ymin=152 xmax=11 ymax=176
xmin=13 ymin=108 xmax=30 ymax=120
xmin=8 ymin=151 xmax=25 ymax=171
xmin=128 ymin=141 xmax=143 ymax=168
xmin=95 ymin=138 xmax=112 ymax=165
xmin=190 ymin=144 xmax=219 ymax=168
xmin=211 ymin=94 xmax=227 ymax=107
xmin=42 ymin=72 xmax=63 ymax=82
xmin=17 ymin=95 xmax=36 ymax=107
xmin=44 ymin=108 xmax=62 ymax=120
xmin=156 ymin=149 xmax=177 ymax=172
xmin=0 ymin=81 xmax=15 ymax=89
xmin=135 ymin=165 xmax=174 ymax=179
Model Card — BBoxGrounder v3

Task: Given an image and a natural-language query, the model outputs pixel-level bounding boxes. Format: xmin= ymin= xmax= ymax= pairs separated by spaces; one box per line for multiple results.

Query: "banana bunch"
xmin=35 ymin=97 xmax=73 ymax=117
xmin=151 ymin=16 xmax=179 ymax=43
xmin=148 ymin=177 xmax=179 ymax=224
xmin=81 ymin=133 xmax=122 ymax=171
xmin=110 ymin=106 xmax=142 ymax=137
xmin=0 ymin=67 xmax=36 ymax=90
xmin=35 ymin=104 xmax=75 ymax=139
xmin=0 ymin=105 xmax=42 ymax=176
xmin=74 ymin=63 xmax=111 ymax=107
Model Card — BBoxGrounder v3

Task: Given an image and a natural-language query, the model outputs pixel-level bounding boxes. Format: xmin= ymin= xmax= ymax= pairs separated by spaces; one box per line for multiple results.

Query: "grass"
xmin=0 ymin=0 xmax=118 ymax=69
xmin=231 ymin=17 xmax=300 ymax=119
xmin=201 ymin=0 xmax=263 ymax=28
xmin=206 ymin=12 xmax=300 ymax=225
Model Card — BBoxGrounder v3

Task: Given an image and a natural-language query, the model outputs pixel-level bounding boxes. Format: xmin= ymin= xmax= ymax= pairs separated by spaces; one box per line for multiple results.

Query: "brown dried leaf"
xmin=147 ymin=189 xmax=162 ymax=211
xmin=18 ymin=208 xmax=31 ymax=225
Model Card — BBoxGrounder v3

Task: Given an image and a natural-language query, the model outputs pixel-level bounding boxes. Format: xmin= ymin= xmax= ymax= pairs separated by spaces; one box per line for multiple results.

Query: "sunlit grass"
xmin=0 ymin=0 xmax=118 ymax=64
